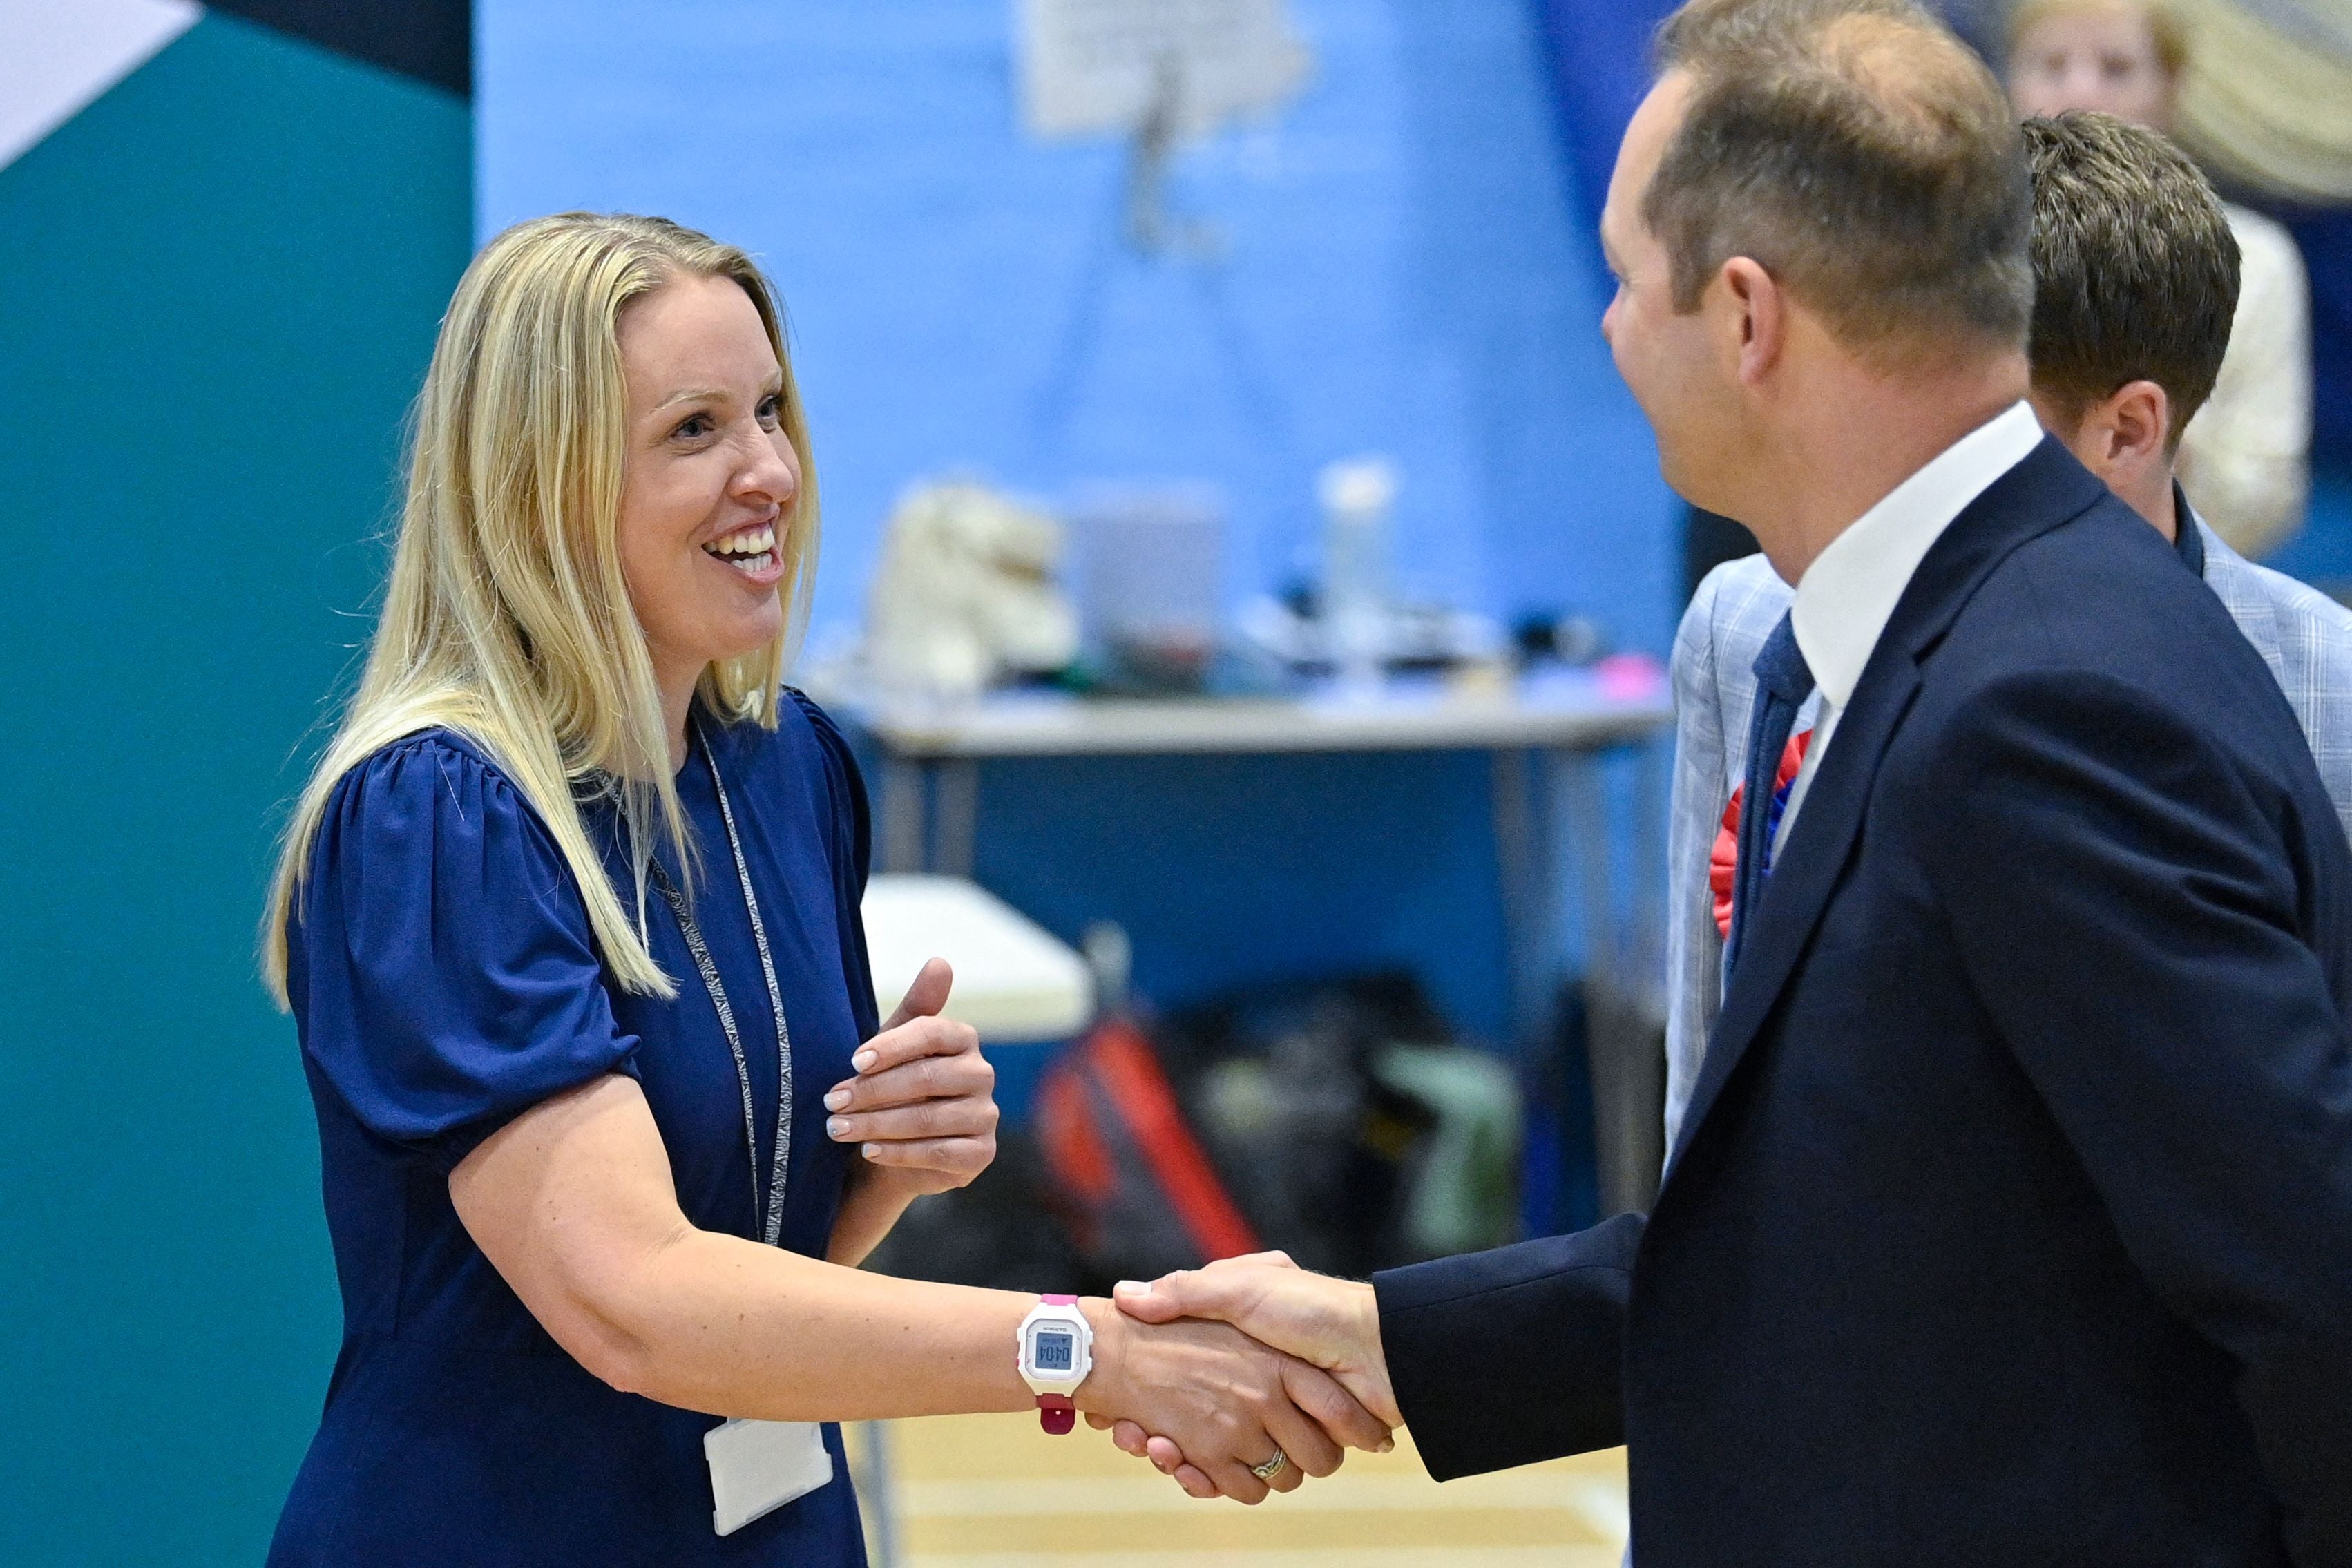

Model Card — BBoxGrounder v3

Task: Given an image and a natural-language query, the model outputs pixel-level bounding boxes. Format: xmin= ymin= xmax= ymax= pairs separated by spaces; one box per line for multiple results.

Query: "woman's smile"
xmin=701 ymin=515 xmax=785 ymax=586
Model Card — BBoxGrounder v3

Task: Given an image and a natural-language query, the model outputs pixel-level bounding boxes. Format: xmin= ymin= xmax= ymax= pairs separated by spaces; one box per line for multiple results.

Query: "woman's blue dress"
xmin=269 ymin=693 xmax=877 ymax=1566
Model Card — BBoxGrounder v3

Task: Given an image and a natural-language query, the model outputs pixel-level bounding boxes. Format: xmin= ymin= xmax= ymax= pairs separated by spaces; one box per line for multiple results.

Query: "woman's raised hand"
xmin=825 ymin=957 xmax=998 ymax=1195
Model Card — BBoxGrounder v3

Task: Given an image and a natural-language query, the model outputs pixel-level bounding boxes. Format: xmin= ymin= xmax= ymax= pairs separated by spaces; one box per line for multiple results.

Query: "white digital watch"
xmin=1015 ymin=1294 xmax=1094 ymax=1434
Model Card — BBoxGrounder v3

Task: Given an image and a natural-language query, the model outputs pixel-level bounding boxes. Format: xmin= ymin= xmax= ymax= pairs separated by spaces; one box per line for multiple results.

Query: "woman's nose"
xmin=734 ymin=430 xmax=799 ymax=509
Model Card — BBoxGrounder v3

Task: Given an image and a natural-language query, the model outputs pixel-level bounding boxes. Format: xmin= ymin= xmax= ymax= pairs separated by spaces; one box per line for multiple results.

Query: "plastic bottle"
xmin=1317 ymin=455 xmax=1399 ymax=701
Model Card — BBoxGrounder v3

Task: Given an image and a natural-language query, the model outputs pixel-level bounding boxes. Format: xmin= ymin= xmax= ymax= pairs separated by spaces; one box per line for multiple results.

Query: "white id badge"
xmin=705 ymin=1417 xmax=833 ymax=1536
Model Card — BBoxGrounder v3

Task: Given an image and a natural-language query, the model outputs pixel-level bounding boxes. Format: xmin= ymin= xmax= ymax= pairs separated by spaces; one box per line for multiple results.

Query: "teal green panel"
xmin=0 ymin=13 xmax=468 ymax=1564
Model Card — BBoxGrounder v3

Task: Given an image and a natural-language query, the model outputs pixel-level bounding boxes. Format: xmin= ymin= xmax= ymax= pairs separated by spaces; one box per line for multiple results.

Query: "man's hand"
xmin=826 ymin=958 xmax=997 ymax=1197
xmin=1073 ymin=1298 xmax=1392 ymax=1503
xmin=1092 ymin=1252 xmax=1401 ymax=1494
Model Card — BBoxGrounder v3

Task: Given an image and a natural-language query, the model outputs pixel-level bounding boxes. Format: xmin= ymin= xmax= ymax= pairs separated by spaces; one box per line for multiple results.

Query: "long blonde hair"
xmin=262 ymin=213 xmax=821 ymax=1004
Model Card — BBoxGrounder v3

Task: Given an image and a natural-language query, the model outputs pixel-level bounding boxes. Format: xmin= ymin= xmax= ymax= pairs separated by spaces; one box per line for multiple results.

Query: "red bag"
xmin=1035 ymin=1016 xmax=1260 ymax=1279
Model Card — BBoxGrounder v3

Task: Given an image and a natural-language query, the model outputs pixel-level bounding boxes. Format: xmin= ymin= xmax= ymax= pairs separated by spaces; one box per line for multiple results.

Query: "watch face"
xmin=1032 ymin=1328 xmax=1075 ymax=1374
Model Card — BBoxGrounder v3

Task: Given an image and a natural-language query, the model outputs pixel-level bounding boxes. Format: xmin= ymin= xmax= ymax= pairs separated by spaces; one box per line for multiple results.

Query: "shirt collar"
xmin=1791 ymin=401 xmax=2044 ymax=709
xmin=2172 ymin=480 xmax=2208 ymax=576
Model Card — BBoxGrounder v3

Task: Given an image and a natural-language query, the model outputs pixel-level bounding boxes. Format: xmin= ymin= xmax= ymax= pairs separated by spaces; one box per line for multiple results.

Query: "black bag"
xmin=1153 ymin=973 xmax=1448 ymax=1279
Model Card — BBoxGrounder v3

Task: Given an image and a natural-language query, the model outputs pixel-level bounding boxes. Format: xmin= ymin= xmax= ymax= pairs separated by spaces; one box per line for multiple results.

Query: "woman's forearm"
xmin=599 ymin=1229 xmax=1043 ymax=1420
xmin=453 ymin=1075 xmax=1060 ymax=1424
xmin=450 ymin=1075 xmax=1229 ymax=1438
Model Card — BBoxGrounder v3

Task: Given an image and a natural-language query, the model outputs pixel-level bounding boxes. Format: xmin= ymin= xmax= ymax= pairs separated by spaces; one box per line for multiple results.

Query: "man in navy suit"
xmin=1102 ymin=0 xmax=2352 ymax=1560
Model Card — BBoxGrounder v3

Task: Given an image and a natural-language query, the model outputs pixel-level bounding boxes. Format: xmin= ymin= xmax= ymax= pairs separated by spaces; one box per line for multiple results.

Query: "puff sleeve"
xmin=291 ymin=734 xmax=641 ymax=1172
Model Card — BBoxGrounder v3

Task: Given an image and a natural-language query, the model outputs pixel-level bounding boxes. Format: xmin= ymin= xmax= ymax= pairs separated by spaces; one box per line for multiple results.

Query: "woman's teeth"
xmin=704 ymin=524 xmax=777 ymax=574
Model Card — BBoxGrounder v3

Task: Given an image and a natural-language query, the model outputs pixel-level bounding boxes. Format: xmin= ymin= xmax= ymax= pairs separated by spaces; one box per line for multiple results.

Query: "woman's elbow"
xmin=566 ymin=1312 xmax=665 ymax=1397
xmin=531 ymin=1239 xmax=694 ymax=1399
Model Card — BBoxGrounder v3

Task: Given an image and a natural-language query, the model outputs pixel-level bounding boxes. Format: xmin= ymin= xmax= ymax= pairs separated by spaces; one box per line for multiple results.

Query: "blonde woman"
xmin=261 ymin=213 xmax=1386 ymax=1567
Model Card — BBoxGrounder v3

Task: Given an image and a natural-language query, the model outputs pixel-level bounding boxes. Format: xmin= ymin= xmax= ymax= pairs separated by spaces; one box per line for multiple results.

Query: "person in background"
xmin=2009 ymin=0 xmax=2312 ymax=557
xmin=1659 ymin=108 xmax=2352 ymax=1153
xmin=259 ymin=213 xmax=1386 ymax=1567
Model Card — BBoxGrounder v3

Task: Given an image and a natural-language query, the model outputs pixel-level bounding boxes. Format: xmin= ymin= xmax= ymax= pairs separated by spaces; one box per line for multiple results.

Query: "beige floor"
xmin=850 ymin=1415 xmax=1630 ymax=1568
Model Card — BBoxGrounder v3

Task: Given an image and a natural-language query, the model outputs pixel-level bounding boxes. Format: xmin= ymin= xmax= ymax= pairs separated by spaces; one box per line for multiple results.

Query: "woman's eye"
xmin=757 ymin=396 xmax=781 ymax=427
xmin=673 ymin=413 xmax=712 ymax=440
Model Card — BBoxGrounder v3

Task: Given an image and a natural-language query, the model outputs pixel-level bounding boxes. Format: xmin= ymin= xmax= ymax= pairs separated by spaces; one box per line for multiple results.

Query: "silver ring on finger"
xmin=1250 ymin=1449 xmax=1288 ymax=1481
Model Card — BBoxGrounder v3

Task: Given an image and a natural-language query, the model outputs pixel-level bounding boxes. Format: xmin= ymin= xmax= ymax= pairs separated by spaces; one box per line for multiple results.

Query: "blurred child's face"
xmin=2009 ymin=5 xmax=2177 ymax=130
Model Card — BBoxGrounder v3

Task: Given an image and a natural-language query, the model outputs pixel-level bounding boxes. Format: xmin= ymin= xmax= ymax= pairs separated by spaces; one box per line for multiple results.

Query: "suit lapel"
xmin=1669 ymin=651 xmax=1920 ymax=1171
xmin=1664 ymin=437 xmax=2112 ymax=1179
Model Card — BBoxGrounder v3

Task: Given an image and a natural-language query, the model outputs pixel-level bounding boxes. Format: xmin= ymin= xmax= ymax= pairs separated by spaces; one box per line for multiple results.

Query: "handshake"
xmin=1064 ymin=1252 xmax=1402 ymax=1504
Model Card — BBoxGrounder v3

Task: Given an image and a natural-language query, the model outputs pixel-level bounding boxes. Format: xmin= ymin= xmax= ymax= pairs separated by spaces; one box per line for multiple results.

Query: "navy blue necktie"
xmin=1726 ymin=611 xmax=1816 ymax=975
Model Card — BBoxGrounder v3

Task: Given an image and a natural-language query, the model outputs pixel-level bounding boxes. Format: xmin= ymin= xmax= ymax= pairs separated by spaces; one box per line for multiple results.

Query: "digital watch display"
xmin=1014 ymin=1295 xmax=1095 ymax=1434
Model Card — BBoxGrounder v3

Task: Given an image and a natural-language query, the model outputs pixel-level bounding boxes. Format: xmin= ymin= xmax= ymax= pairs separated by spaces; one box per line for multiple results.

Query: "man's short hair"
xmin=2006 ymin=0 xmax=2188 ymax=79
xmin=1649 ymin=0 xmax=2034 ymax=358
xmin=2023 ymin=111 xmax=2239 ymax=442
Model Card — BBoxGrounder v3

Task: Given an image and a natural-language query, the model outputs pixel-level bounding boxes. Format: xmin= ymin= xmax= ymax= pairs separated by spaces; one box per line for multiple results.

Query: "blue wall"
xmin=481 ymin=0 xmax=1679 ymax=1037
xmin=481 ymin=0 xmax=1674 ymax=649
xmin=0 ymin=16 xmax=471 ymax=1563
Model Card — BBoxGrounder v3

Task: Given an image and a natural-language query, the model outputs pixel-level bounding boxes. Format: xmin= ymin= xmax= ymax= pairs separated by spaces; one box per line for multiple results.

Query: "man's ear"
xmin=2100 ymin=379 xmax=2172 ymax=464
xmin=1719 ymin=257 xmax=1784 ymax=385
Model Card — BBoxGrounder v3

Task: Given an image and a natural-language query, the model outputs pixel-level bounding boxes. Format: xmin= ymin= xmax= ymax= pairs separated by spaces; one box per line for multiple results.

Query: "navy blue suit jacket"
xmin=1375 ymin=440 xmax=2352 ymax=1565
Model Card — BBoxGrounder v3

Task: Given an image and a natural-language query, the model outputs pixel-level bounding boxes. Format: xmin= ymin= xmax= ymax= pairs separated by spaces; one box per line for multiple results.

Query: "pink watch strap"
xmin=1037 ymin=1296 xmax=1080 ymax=1434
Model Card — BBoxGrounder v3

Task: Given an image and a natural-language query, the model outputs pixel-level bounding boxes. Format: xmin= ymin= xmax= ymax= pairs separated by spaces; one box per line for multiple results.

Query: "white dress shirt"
xmin=1774 ymin=401 xmax=2045 ymax=849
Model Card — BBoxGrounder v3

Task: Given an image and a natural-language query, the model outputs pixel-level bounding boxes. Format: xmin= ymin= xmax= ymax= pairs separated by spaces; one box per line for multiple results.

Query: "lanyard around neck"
xmin=645 ymin=719 xmax=794 ymax=1247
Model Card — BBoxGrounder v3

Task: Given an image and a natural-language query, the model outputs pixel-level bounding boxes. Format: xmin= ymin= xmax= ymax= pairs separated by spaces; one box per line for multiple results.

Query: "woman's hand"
xmin=828 ymin=957 xmax=997 ymax=1198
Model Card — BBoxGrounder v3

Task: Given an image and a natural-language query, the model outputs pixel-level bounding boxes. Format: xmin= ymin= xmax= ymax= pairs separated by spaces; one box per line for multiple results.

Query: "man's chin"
xmin=1656 ymin=456 xmax=1718 ymax=517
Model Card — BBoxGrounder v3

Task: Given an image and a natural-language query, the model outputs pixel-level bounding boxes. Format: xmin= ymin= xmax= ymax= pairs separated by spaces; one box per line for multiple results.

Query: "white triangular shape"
xmin=0 ymin=0 xmax=201 ymax=173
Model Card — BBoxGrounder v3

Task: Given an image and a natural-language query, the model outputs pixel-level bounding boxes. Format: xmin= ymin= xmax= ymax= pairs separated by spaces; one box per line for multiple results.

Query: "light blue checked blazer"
xmin=1662 ymin=508 xmax=2352 ymax=1151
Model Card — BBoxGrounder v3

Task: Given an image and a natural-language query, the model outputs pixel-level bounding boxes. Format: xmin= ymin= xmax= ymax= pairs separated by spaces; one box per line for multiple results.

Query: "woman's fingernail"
xmin=862 ymin=1142 xmax=881 ymax=1158
xmin=1377 ymin=1437 xmax=1395 ymax=1453
xmin=852 ymin=1049 xmax=878 ymax=1071
xmin=1113 ymin=1279 xmax=1145 ymax=1295
xmin=823 ymin=1089 xmax=849 ymax=1111
xmin=827 ymin=1117 xmax=849 ymax=1138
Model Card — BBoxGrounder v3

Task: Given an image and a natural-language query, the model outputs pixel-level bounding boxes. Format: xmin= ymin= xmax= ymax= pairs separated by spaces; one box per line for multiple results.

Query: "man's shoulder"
xmin=2209 ymin=538 xmax=2352 ymax=648
xmin=1680 ymin=554 xmax=1791 ymax=662
xmin=2204 ymin=538 xmax=2352 ymax=744
xmin=1700 ymin=552 xmax=1791 ymax=617
xmin=1914 ymin=505 xmax=2325 ymax=815
xmin=1939 ymin=498 xmax=2270 ymax=714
